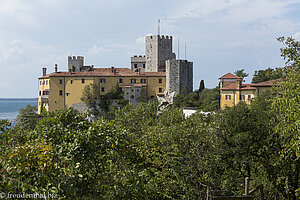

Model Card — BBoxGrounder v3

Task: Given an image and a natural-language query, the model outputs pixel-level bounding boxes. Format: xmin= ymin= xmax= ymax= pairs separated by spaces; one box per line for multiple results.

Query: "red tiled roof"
xmin=39 ymin=67 xmax=165 ymax=78
xmin=219 ymin=73 xmax=242 ymax=79
xmin=221 ymin=83 xmax=256 ymax=91
xmin=250 ymin=79 xmax=280 ymax=87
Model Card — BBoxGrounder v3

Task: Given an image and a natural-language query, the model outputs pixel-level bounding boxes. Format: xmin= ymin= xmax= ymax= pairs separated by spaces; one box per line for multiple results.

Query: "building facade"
xmin=38 ymin=34 xmax=193 ymax=113
xmin=219 ymin=72 xmax=277 ymax=109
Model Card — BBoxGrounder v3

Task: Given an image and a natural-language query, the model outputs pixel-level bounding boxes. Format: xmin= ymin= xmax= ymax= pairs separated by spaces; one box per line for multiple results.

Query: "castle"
xmin=38 ymin=34 xmax=193 ymax=113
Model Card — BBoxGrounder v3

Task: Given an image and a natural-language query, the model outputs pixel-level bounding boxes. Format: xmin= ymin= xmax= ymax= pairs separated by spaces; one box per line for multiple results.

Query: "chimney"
xmin=55 ymin=64 xmax=58 ymax=73
xmin=236 ymin=79 xmax=242 ymax=89
xmin=42 ymin=67 xmax=47 ymax=76
xmin=111 ymin=66 xmax=114 ymax=73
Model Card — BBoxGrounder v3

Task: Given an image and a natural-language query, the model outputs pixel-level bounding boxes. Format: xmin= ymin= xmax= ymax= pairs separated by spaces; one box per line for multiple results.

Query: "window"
xmin=225 ymin=95 xmax=231 ymax=100
xmin=40 ymin=81 xmax=42 ymax=85
xmin=46 ymin=80 xmax=48 ymax=85
xmin=81 ymin=79 xmax=85 ymax=83
xmin=66 ymin=93 xmax=69 ymax=96
xmin=143 ymin=64 xmax=145 ymax=68
xmin=131 ymin=78 xmax=136 ymax=83
xmin=239 ymin=95 xmax=245 ymax=100
xmin=131 ymin=95 xmax=134 ymax=99
xmin=39 ymin=91 xmax=41 ymax=96
xmin=119 ymin=78 xmax=123 ymax=83
xmin=59 ymin=79 xmax=63 ymax=84
xmin=248 ymin=95 xmax=252 ymax=100
xmin=59 ymin=90 xmax=63 ymax=96
xmin=141 ymin=79 xmax=146 ymax=83
xmin=70 ymin=80 xmax=73 ymax=84
xmin=134 ymin=64 xmax=138 ymax=68
xmin=136 ymin=89 xmax=139 ymax=92
xmin=158 ymin=78 xmax=162 ymax=83
xmin=101 ymin=87 xmax=105 ymax=92
xmin=43 ymin=80 xmax=45 ymax=85
xmin=100 ymin=78 xmax=105 ymax=83
xmin=159 ymin=88 xmax=162 ymax=93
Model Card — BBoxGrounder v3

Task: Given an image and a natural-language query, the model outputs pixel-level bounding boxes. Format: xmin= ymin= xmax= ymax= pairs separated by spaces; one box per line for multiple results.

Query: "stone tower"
xmin=166 ymin=60 xmax=193 ymax=94
xmin=68 ymin=56 xmax=84 ymax=72
xmin=145 ymin=35 xmax=176 ymax=72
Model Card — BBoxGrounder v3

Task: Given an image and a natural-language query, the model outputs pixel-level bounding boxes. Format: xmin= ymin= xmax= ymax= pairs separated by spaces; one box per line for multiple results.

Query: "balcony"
xmin=41 ymin=95 xmax=49 ymax=103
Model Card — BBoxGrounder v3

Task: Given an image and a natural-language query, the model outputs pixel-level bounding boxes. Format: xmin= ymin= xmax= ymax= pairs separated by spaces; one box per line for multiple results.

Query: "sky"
xmin=0 ymin=0 xmax=300 ymax=98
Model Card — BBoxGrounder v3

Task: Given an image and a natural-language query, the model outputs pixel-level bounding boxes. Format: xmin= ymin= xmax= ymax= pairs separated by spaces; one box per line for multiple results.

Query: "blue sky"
xmin=0 ymin=0 xmax=300 ymax=98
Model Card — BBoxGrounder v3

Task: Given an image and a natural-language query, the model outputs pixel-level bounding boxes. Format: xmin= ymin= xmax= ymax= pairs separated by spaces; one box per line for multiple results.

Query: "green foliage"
xmin=271 ymin=36 xmax=300 ymax=199
xmin=0 ymin=119 xmax=11 ymax=133
xmin=80 ymin=83 xmax=100 ymax=114
xmin=199 ymin=80 xmax=205 ymax=93
xmin=174 ymin=87 xmax=220 ymax=111
xmin=252 ymin=67 xmax=283 ymax=83
xmin=234 ymin=69 xmax=249 ymax=80
xmin=16 ymin=104 xmax=38 ymax=131
xmin=81 ymin=83 xmax=127 ymax=118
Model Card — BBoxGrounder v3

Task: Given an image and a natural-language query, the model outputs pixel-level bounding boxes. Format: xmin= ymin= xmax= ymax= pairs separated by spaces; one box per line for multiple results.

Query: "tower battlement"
xmin=68 ymin=56 xmax=84 ymax=72
xmin=145 ymin=35 xmax=176 ymax=72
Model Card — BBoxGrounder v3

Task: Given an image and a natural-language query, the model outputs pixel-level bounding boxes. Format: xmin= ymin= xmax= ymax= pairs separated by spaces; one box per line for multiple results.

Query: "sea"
xmin=0 ymin=98 xmax=38 ymax=122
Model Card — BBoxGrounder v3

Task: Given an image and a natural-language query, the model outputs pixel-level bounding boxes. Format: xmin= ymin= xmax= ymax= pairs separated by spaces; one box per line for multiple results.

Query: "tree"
xmin=252 ymin=67 xmax=283 ymax=83
xmin=272 ymin=36 xmax=300 ymax=199
xmin=16 ymin=104 xmax=38 ymax=131
xmin=80 ymin=83 xmax=100 ymax=115
xmin=199 ymin=80 xmax=205 ymax=93
xmin=234 ymin=69 xmax=248 ymax=81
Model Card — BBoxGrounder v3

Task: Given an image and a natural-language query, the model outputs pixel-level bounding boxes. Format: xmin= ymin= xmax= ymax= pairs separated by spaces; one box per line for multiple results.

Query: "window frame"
xmin=225 ymin=95 xmax=231 ymax=100
xmin=131 ymin=78 xmax=136 ymax=83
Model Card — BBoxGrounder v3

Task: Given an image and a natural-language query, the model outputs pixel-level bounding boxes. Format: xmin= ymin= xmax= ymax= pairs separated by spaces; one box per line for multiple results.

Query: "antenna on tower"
xmin=158 ymin=19 xmax=160 ymax=36
xmin=185 ymin=43 xmax=186 ymax=60
xmin=178 ymin=37 xmax=180 ymax=59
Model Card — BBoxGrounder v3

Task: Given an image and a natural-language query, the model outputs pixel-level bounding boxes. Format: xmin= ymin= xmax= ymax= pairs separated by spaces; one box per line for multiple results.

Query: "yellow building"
xmin=38 ymin=66 xmax=166 ymax=113
xmin=219 ymin=73 xmax=277 ymax=109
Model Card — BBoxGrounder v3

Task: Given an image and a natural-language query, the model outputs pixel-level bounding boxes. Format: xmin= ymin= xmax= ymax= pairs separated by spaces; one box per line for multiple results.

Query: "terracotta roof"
xmin=250 ymin=79 xmax=280 ymax=87
xmin=39 ymin=67 xmax=165 ymax=78
xmin=219 ymin=73 xmax=242 ymax=79
xmin=221 ymin=83 xmax=256 ymax=91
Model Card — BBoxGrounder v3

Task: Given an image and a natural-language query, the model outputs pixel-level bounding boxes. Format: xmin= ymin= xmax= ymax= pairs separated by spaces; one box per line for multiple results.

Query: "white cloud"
xmin=136 ymin=36 xmax=144 ymax=44
xmin=293 ymin=32 xmax=300 ymax=40
xmin=88 ymin=45 xmax=104 ymax=55
xmin=167 ymin=0 xmax=298 ymax=24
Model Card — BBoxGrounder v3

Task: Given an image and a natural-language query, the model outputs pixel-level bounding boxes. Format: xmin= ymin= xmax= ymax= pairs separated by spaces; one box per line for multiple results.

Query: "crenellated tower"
xmin=68 ymin=56 xmax=84 ymax=72
xmin=145 ymin=35 xmax=176 ymax=72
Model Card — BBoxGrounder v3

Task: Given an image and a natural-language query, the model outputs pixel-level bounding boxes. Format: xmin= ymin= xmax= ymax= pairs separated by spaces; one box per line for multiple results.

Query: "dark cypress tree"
xmin=199 ymin=80 xmax=205 ymax=93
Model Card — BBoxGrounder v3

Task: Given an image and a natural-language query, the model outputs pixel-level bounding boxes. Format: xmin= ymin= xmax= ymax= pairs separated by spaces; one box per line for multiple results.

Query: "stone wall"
xmin=68 ymin=56 xmax=84 ymax=72
xmin=166 ymin=59 xmax=193 ymax=94
xmin=131 ymin=55 xmax=146 ymax=72
xmin=145 ymin=35 xmax=175 ymax=72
